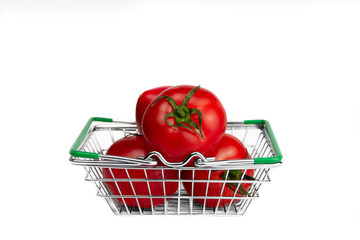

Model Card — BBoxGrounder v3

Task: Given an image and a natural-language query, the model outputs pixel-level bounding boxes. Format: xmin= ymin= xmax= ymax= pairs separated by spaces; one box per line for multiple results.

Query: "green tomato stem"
xmin=152 ymin=86 xmax=204 ymax=139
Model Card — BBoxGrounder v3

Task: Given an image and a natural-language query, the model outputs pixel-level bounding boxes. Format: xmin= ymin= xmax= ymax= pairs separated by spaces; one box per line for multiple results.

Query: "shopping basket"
xmin=69 ymin=117 xmax=282 ymax=216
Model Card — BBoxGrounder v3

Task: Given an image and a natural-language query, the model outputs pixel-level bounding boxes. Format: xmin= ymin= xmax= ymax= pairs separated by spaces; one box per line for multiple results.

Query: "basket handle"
xmin=69 ymin=117 xmax=113 ymax=159
xmin=244 ymin=120 xmax=282 ymax=164
xmin=138 ymin=151 xmax=216 ymax=167
xmin=70 ymin=118 xmax=282 ymax=165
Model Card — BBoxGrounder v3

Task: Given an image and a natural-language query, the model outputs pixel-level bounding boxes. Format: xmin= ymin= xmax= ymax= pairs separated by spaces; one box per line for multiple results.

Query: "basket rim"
xmin=69 ymin=117 xmax=283 ymax=167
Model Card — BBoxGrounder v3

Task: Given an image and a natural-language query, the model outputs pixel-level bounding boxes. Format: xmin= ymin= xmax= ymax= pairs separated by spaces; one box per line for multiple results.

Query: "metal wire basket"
xmin=69 ymin=117 xmax=282 ymax=216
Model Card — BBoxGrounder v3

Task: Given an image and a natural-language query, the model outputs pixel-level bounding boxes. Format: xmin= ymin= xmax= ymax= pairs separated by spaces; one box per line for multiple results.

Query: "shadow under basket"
xmin=69 ymin=117 xmax=282 ymax=216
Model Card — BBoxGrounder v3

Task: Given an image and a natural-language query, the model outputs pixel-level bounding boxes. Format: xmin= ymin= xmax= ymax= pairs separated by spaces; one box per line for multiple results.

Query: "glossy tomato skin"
xmin=181 ymin=134 xmax=255 ymax=208
xmin=136 ymin=86 xmax=171 ymax=134
xmin=102 ymin=135 xmax=178 ymax=208
xmin=141 ymin=85 xmax=227 ymax=163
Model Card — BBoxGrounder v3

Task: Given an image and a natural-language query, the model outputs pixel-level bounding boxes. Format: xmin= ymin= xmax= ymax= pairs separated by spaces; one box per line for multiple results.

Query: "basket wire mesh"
xmin=70 ymin=121 xmax=280 ymax=216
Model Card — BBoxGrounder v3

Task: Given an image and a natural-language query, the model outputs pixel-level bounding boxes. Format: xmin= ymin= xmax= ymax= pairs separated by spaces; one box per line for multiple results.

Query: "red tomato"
xmin=136 ymin=86 xmax=171 ymax=134
xmin=142 ymin=85 xmax=227 ymax=163
xmin=102 ymin=135 xmax=178 ymax=208
xmin=181 ymin=134 xmax=255 ymax=208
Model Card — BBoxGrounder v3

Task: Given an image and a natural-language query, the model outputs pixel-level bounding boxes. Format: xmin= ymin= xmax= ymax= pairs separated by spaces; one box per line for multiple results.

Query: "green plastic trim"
xmin=69 ymin=117 xmax=113 ymax=159
xmin=244 ymin=119 xmax=282 ymax=164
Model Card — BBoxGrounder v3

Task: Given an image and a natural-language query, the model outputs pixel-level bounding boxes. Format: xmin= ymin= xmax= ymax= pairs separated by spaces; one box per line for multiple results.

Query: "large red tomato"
xmin=136 ymin=86 xmax=171 ymax=134
xmin=102 ymin=135 xmax=178 ymax=208
xmin=181 ymin=134 xmax=255 ymax=208
xmin=141 ymin=85 xmax=227 ymax=163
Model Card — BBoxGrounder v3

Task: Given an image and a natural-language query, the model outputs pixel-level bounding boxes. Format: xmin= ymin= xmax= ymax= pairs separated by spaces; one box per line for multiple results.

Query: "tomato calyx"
xmin=217 ymin=150 xmax=255 ymax=195
xmin=152 ymin=85 xmax=204 ymax=139
xmin=220 ymin=170 xmax=255 ymax=195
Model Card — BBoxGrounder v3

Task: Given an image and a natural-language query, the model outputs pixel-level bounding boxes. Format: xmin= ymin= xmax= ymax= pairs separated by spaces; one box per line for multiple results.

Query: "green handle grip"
xmin=244 ymin=120 xmax=282 ymax=164
xmin=69 ymin=117 xmax=113 ymax=159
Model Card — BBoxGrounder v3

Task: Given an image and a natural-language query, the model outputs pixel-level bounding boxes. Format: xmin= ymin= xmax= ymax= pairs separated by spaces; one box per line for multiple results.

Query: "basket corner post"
xmin=69 ymin=117 xmax=112 ymax=160
xmin=244 ymin=119 xmax=282 ymax=165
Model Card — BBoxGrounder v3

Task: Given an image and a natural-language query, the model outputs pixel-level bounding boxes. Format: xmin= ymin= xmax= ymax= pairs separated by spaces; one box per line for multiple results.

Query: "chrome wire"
xmin=71 ymin=121 xmax=280 ymax=216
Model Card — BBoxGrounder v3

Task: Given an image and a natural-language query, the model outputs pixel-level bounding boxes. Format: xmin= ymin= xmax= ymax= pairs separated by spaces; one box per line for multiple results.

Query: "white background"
xmin=1 ymin=0 xmax=359 ymax=239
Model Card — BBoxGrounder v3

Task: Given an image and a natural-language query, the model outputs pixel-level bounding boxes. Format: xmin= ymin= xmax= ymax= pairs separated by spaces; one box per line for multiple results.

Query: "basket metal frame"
xmin=69 ymin=118 xmax=282 ymax=216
